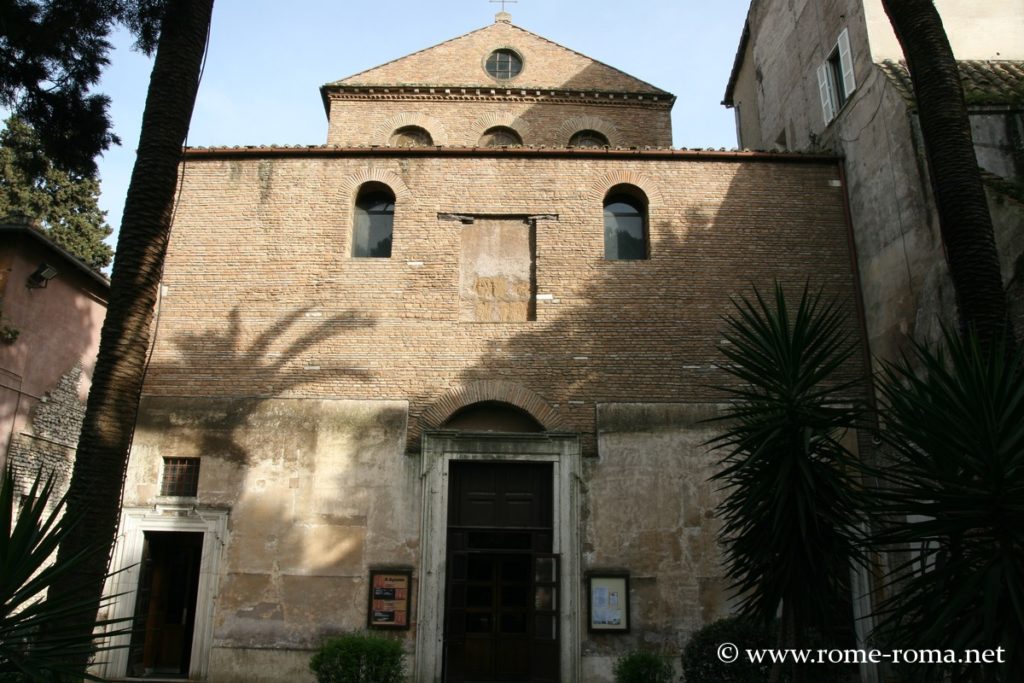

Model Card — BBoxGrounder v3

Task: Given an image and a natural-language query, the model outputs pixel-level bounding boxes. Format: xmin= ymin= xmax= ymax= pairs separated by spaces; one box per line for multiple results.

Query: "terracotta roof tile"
xmin=878 ymin=59 xmax=1024 ymax=106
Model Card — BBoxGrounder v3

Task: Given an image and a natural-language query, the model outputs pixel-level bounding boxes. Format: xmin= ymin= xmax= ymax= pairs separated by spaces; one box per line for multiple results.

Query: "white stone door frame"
xmin=414 ymin=431 xmax=581 ymax=683
xmin=97 ymin=506 xmax=229 ymax=680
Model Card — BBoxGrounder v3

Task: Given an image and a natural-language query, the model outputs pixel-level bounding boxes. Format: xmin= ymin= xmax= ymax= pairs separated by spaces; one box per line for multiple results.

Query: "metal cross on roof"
xmin=490 ymin=0 xmax=518 ymax=12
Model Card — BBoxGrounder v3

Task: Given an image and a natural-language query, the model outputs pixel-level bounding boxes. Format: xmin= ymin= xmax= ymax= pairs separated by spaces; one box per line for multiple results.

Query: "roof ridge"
xmin=498 ymin=22 xmax=670 ymax=96
xmin=326 ymin=20 xmax=670 ymax=96
xmin=327 ymin=23 xmax=494 ymax=86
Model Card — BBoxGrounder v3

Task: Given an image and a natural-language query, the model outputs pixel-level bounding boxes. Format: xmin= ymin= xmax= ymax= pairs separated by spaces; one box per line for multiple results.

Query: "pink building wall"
xmin=0 ymin=224 xmax=108 ymax=493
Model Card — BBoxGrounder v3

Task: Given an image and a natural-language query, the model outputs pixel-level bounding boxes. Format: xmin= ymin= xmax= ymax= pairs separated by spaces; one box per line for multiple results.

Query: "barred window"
xmin=161 ymin=457 xmax=200 ymax=497
xmin=389 ymin=125 xmax=433 ymax=147
xmin=569 ymin=130 xmax=609 ymax=148
xmin=485 ymin=49 xmax=523 ymax=80
xmin=479 ymin=126 xmax=522 ymax=147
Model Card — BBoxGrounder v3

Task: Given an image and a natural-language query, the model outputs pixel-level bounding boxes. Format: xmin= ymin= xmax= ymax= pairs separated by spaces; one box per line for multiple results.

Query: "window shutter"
xmin=838 ymin=28 xmax=856 ymax=96
xmin=817 ymin=62 xmax=835 ymax=124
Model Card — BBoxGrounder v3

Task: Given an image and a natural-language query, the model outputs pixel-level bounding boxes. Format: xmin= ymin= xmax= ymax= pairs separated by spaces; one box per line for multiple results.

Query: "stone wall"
xmin=8 ymin=364 xmax=85 ymax=501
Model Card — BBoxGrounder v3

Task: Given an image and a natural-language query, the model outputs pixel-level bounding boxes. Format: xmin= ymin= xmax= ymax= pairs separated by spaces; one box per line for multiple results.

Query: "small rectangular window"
xmin=161 ymin=457 xmax=200 ymax=497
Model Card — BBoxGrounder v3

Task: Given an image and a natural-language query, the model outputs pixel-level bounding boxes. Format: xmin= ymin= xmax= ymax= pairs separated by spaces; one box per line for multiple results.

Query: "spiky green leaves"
xmin=871 ymin=331 xmax=1024 ymax=682
xmin=709 ymin=283 xmax=866 ymax=635
xmin=0 ymin=469 xmax=128 ymax=681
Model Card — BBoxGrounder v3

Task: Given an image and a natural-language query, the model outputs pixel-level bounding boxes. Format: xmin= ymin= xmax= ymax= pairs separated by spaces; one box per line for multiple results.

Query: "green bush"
xmin=681 ymin=616 xmax=855 ymax=682
xmin=613 ymin=649 xmax=674 ymax=683
xmin=309 ymin=633 xmax=405 ymax=683
xmin=681 ymin=616 xmax=772 ymax=683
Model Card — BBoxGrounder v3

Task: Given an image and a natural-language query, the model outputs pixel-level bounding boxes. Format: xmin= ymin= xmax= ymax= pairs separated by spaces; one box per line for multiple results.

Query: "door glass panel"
xmin=466 ymin=586 xmax=492 ymax=608
xmin=450 ymin=553 xmax=467 ymax=579
xmin=468 ymin=555 xmax=493 ymax=581
xmin=535 ymin=586 xmax=556 ymax=611
xmin=466 ymin=613 xmax=492 ymax=633
xmin=501 ymin=585 xmax=529 ymax=608
xmin=535 ymin=614 xmax=556 ymax=640
xmin=502 ymin=556 xmax=530 ymax=582
xmin=500 ymin=612 xmax=527 ymax=634
xmin=535 ymin=556 xmax=556 ymax=583
xmin=468 ymin=530 xmax=532 ymax=550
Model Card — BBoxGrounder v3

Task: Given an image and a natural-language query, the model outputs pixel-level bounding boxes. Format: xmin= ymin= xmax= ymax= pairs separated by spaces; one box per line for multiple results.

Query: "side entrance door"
xmin=127 ymin=531 xmax=203 ymax=678
xmin=444 ymin=461 xmax=559 ymax=682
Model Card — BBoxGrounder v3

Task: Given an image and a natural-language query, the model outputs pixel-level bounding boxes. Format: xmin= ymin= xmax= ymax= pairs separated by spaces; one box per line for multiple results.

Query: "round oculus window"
xmin=485 ymin=49 xmax=523 ymax=80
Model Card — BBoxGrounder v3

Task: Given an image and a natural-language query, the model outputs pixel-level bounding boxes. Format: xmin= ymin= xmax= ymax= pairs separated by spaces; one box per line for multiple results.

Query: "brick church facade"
xmin=100 ymin=13 xmax=867 ymax=682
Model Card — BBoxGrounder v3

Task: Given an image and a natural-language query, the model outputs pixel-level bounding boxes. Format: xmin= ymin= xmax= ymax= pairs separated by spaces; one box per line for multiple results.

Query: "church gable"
xmin=328 ymin=16 xmax=669 ymax=95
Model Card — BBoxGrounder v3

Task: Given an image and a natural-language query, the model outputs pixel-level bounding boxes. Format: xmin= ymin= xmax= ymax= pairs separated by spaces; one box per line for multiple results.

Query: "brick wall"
xmin=326 ymin=96 xmax=674 ymax=148
xmin=333 ymin=19 xmax=666 ymax=93
xmin=154 ymin=149 xmax=864 ymax=455
xmin=324 ymin=18 xmax=674 ymax=148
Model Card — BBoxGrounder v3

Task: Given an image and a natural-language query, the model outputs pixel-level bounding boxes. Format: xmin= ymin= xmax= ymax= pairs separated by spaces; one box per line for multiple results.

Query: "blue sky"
xmin=96 ymin=0 xmax=750 ymax=243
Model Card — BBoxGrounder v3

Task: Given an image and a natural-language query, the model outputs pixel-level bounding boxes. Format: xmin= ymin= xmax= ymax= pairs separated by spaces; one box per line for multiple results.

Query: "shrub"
xmin=681 ymin=616 xmax=772 ymax=683
xmin=309 ymin=632 xmax=405 ymax=683
xmin=681 ymin=616 xmax=855 ymax=683
xmin=613 ymin=649 xmax=674 ymax=683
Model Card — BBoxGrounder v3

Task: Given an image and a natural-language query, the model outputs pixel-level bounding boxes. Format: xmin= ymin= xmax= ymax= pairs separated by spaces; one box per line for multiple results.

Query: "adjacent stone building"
xmin=100 ymin=14 xmax=868 ymax=682
xmin=0 ymin=223 xmax=108 ymax=504
xmin=723 ymin=0 xmax=1024 ymax=364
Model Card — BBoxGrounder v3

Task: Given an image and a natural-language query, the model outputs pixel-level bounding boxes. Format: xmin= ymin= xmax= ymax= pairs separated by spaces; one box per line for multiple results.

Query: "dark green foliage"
xmin=309 ymin=633 xmax=406 ymax=683
xmin=709 ymin=283 xmax=865 ymax=635
xmin=680 ymin=616 xmax=854 ymax=683
xmin=0 ymin=1 xmax=168 ymax=177
xmin=0 ymin=0 xmax=120 ymax=176
xmin=870 ymin=330 xmax=1024 ymax=682
xmin=682 ymin=616 xmax=772 ymax=683
xmin=0 ymin=467 xmax=127 ymax=681
xmin=0 ymin=117 xmax=113 ymax=269
xmin=612 ymin=650 xmax=674 ymax=683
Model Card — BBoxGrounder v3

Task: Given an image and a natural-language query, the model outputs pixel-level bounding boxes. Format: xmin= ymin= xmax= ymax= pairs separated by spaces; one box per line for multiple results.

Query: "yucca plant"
xmin=708 ymin=283 xmax=866 ymax=683
xmin=0 ymin=467 xmax=128 ymax=681
xmin=870 ymin=330 xmax=1024 ymax=683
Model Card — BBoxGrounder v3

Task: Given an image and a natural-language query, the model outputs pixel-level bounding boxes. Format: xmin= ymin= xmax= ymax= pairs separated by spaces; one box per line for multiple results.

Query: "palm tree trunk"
xmin=45 ymin=0 xmax=214 ymax=674
xmin=881 ymin=0 xmax=1013 ymax=355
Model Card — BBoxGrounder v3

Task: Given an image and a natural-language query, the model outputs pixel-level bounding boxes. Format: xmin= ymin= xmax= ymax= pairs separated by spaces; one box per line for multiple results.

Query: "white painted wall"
xmin=863 ymin=0 xmax=1024 ymax=61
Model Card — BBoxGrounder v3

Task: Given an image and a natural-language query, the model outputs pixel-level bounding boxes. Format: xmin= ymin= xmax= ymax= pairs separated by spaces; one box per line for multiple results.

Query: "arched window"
xmin=389 ymin=125 xmax=433 ymax=147
xmin=353 ymin=183 xmax=395 ymax=258
xmin=569 ymin=130 xmax=609 ymax=148
xmin=603 ymin=186 xmax=648 ymax=260
xmin=479 ymin=126 xmax=523 ymax=147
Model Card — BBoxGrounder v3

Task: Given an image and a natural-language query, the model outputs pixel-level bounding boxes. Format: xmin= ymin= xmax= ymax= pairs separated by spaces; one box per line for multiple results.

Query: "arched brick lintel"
xmin=468 ymin=112 xmax=532 ymax=145
xmin=339 ymin=169 xmax=414 ymax=203
xmin=557 ymin=115 xmax=621 ymax=148
xmin=375 ymin=112 xmax=449 ymax=146
xmin=410 ymin=380 xmax=564 ymax=451
xmin=588 ymin=170 xmax=663 ymax=204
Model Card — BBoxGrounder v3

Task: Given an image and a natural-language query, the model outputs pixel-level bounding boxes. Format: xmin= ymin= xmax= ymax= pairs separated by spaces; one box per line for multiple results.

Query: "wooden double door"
xmin=444 ymin=462 xmax=560 ymax=683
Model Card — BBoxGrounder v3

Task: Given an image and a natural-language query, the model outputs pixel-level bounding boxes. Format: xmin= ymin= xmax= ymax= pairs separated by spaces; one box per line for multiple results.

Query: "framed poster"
xmin=367 ymin=569 xmax=412 ymax=630
xmin=587 ymin=573 xmax=630 ymax=633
